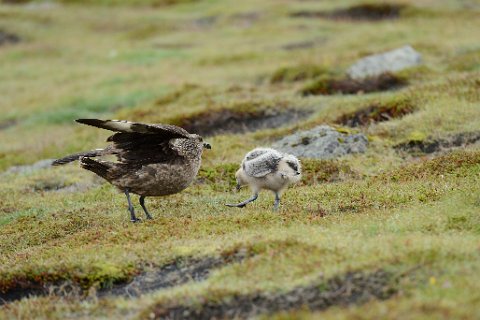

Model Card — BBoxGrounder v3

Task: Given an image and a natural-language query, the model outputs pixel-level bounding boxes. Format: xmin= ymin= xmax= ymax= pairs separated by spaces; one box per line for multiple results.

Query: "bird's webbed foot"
xmin=225 ymin=203 xmax=247 ymax=208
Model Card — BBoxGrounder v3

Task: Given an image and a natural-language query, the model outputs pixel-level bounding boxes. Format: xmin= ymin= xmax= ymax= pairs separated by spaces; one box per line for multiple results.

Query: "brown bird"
xmin=53 ymin=119 xmax=211 ymax=222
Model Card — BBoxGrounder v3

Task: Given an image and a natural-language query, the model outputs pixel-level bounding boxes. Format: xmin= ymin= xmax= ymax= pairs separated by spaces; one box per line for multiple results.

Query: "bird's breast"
xmin=119 ymin=158 xmax=201 ymax=196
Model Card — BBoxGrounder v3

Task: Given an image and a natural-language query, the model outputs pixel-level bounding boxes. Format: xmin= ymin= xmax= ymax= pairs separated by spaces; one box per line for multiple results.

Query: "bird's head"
xmin=280 ymin=154 xmax=302 ymax=183
xmin=234 ymin=168 xmax=248 ymax=191
xmin=188 ymin=134 xmax=211 ymax=150
xmin=170 ymin=134 xmax=211 ymax=159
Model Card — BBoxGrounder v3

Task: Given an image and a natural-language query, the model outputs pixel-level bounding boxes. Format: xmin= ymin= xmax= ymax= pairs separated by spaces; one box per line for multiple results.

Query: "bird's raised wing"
xmin=76 ymin=119 xmax=191 ymax=139
xmin=75 ymin=119 xmax=192 ymax=166
xmin=106 ymin=132 xmax=182 ymax=165
xmin=243 ymin=149 xmax=283 ymax=178
xmin=244 ymin=148 xmax=272 ymax=162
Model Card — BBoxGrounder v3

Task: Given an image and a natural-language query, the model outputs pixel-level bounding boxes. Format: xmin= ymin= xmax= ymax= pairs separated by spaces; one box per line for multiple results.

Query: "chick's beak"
xmin=203 ymin=142 xmax=212 ymax=149
xmin=235 ymin=183 xmax=241 ymax=192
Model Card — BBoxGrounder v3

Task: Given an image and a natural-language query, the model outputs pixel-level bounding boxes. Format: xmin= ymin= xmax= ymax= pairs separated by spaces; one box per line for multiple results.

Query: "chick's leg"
xmin=226 ymin=193 xmax=258 ymax=208
xmin=273 ymin=192 xmax=281 ymax=211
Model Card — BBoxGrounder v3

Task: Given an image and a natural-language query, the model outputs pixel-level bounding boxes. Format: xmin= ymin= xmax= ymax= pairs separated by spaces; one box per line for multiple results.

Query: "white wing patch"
xmin=103 ymin=120 xmax=135 ymax=132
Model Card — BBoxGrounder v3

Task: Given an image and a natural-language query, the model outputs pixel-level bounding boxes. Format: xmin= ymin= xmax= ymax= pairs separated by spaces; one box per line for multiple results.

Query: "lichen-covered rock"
xmin=347 ymin=45 xmax=422 ymax=79
xmin=272 ymin=125 xmax=368 ymax=159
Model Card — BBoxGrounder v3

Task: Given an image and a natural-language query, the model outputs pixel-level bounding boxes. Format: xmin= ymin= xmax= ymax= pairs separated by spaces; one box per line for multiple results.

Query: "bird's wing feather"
xmin=244 ymin=148 xmax=271 ymax=161
xmin=243 ymin=151 xmax=283 ymax=178
xmin=76 ymin=119 xmax=190 ymax=139
xmin=107 ymin=132 xmax=181 ymax=165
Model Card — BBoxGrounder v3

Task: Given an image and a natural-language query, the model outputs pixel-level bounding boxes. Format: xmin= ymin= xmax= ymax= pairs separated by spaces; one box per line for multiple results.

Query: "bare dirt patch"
xmin=280 ymin=37 xmax=326 ymax=51
xmin=335 ymin=100 xmax=415 ymax=127
xmin=0 ymin=281 xmax=82 ymax=306
xmin=0 ymin=30 xmax=20 ymax=46
xmin=178 ymin=108 xmax=312 ymax=137
xmin=281 ymin=40 xmax=315 ymax=51
xmin=26 ymin=179 xmax=99 ymax=193
xmin=394 ymin=131 xmax=480 ymax=155
xmin=0 ymin=250 xmax=251 ymax=305
xmin=103 ymin=250 xmax=250 ymax=298
xmin=300 ymin=73 xmax=407 ymax=96
xmin=291 ymin=3 xmax=406 ymax=21
xmin=0 ymin=119 xmax=17 ymax=130
xmin=149 ymin=269 xmax=397 ymax=319
xmin=1 ymin=0 xmax=31 ymax=4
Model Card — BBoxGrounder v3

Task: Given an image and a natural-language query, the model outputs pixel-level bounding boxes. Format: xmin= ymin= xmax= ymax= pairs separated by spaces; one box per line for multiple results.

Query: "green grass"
xmin=1 ymin=0 xmax=480 ymax=318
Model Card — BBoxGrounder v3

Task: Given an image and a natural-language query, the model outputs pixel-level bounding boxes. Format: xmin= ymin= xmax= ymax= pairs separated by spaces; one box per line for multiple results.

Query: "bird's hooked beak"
xmin=203 ymin=142 xmax=212 ymax=149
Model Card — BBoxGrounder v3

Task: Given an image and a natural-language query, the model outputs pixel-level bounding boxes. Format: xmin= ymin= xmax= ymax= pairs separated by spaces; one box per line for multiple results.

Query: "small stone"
xmin=347 ymin=45 xmax=422 ymax=79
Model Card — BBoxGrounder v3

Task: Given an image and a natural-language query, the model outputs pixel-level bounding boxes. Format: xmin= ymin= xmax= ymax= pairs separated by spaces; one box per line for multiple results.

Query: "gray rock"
xmin=4 ymin=159 xmax=54 ymax=175
xmin=347 ymin=45 xmax=422 ymax=79
xmin=272 ymin=125 xmax=368 ymax=159
xmin=55 ymin=181 xmax=100 ymax=193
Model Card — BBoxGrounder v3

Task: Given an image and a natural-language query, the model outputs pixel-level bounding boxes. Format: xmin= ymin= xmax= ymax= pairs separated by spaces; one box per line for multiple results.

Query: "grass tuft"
xmin=270 ymin=64 xmax=330 ymax=84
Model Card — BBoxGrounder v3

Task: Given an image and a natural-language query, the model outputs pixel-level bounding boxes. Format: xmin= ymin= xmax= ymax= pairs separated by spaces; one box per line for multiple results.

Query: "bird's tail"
xmin=79 ymin=157 xmax=111 ymax=180
xmin=52 ymin=150 xmax=103 ymax=166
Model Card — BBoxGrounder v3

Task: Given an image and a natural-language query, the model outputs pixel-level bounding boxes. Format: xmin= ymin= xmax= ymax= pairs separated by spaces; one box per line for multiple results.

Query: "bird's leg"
xmin=125 ymin=189 xmax=140 ymax=223
xmin=139 ymin=196 xmax=153 ymax=220
xmin=273 ymin=192 xmax=281 ymax=211
xmin=226 ymin=193 xmax=258 ymax=208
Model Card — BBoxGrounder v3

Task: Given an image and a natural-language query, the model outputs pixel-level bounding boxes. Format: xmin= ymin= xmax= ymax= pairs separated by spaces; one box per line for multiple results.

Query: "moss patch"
xmin=197 ymin=163 xmax=238 ymax=191
xmin=381 ymin=150 xmax=480 ymax=182
xmin=299 ymin=159 xmax=358 ymax=185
